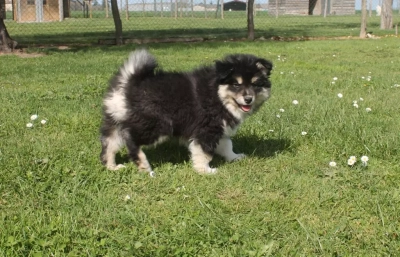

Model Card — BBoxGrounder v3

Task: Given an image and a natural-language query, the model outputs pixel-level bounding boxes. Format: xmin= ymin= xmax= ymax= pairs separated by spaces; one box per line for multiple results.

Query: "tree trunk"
xmin=0 ymin=16 xmax=18 ymax=53
xmin=63 ymin=0 xmax=71 ymax=18
xmin=215 ymin=0 xmax=219 ymax=18
xmin=174 ymin=0 xmax=177 ymax=18
xmin=110 ymin=0 xmax=123 ymax=45
xmin=368 ymin=0 xmax=372 ymax=17
xmin=247 ymin=0 xmax=254 ymax=40
xmin=380 ymin=0 xmax=393 ymax=29
xmin=360 ymin=0 xmax=367 ymax=38
xmin=221 ymin=0 xmax=224 ymax=19
xmin=308 ymin=0 xmax=317 ymax=15
xmin=125 ymin=0 xmax=129 ymax=20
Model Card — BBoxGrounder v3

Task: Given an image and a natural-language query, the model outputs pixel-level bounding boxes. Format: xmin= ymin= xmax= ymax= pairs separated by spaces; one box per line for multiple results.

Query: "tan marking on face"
xmin=234 ymin=76 xmax=243 ymax=84
xmin=218 ymin=85 xmax=246 ymax=121
xmin=251 ymin=76 xmax=260 ymax=83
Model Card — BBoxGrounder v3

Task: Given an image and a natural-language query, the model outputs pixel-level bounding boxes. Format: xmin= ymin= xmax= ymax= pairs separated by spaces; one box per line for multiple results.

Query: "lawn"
xmin=4 ymin=12 xmax=400 ymax=45
xmin=1 ymin=38 xmax=400 ymax=256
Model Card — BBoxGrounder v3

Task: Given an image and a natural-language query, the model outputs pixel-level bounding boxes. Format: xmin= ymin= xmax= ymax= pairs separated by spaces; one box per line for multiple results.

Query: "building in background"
xmin=5 ymin=0 xmax=13 ymax=11
xmin=223 ymin=0 xmax=246 ymax=11
xmin=13 ymin=0 xmax=64 ymax=22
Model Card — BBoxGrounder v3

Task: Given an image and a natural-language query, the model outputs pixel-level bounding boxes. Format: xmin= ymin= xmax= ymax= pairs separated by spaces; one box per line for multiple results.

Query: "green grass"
xmin=4 ymin=11 xmax=400 ymax=45
xmin=1 ymin=38 xmax=400 ymax=256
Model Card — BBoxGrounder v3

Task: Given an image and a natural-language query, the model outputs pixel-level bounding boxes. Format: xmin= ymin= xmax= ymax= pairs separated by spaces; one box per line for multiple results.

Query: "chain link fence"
xmin=1 ymin=0 xmax=399 ymax=45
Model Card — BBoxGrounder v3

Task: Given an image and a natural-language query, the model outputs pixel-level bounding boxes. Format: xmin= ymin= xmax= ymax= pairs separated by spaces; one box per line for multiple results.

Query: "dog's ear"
xmin=215 ymin=61 xmax=234 ymax=82
xmin=255 ymin=58 xmax=273 ymax=77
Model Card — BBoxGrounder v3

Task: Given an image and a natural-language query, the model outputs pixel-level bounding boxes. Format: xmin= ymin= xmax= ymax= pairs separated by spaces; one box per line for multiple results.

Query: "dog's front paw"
xmin=195 ymin=166 xmax=218 ymax=175
xmin=232 ymin=153 xmax=246 ymax=162
xmin=207 ymin=168 xmax=218 ymax=174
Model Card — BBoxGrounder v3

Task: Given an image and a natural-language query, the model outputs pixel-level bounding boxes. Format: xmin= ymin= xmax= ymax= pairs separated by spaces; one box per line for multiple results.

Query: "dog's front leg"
xmin=215 ymin=137 xmax=246 ymax=162
xmin=188 ymin=140 xmax=217 ymax=174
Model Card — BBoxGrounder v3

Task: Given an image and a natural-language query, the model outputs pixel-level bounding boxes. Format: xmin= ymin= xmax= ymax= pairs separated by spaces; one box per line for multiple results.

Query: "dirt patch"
xmin=0 ymin=45 xmax=71 ymax=58
xmin=0 ymin=49 xmax=46 ymax=58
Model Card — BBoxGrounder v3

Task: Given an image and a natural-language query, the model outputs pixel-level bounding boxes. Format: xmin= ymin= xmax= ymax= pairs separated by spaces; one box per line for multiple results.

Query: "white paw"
xmin=107 ymin=164 xmax=126 ymax=171
xmin=231 ymin=153 xmax=246 ymax=162
xmin=206 ymin=168 xmax=218 ymax=174
xmin=195 ymin=166 xmax=218 ymax=174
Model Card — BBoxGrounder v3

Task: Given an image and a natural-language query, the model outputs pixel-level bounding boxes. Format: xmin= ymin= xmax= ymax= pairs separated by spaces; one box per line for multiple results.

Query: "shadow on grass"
xmin=115 ymin=135 xmax=292 ymax=168
xmin=15 ymin=28 xmax=248 ymax=46
xmin=15 ymin=26 xmax=331 ymax=46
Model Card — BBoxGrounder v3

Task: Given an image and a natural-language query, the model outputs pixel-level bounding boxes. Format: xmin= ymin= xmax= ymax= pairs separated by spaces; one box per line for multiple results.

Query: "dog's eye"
xmin=252 ymin=80 xmax=266 ymax=87
xmin=232 ymin=83 xmax=240 ymax=88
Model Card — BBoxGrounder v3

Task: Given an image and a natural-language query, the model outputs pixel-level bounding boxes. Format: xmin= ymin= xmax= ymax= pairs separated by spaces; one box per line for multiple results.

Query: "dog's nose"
xmin=244 ymin=96 xmax=253 ymax=104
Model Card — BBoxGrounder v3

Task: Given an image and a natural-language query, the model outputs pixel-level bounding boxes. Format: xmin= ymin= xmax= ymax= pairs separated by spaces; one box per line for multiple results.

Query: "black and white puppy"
xmin=100 ymin=49 xmax=272 ymax=174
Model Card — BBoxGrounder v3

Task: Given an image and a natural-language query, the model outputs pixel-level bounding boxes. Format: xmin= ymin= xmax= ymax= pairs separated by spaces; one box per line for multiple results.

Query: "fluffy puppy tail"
xmin=118 ymin=49 xmax=157 ymax=85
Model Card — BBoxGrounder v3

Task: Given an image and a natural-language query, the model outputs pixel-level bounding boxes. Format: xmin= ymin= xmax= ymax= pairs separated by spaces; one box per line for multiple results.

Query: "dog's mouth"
xmin=239 ymin=104 xmax=252 ymax=112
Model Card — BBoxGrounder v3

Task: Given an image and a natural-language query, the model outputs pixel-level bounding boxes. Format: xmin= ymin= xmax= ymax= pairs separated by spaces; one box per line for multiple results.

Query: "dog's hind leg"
xmin=100 ymin=128 xmax=126 ymax=170
xmin=136 ymin=148 xmax=152 ymax=172
xmin=188 ymin=140 xmax=217 ymax=174
xmin=215 ymin=137 xmax=246 ymax=162
xmin=125 ymin=139 xmax=153 ymax=172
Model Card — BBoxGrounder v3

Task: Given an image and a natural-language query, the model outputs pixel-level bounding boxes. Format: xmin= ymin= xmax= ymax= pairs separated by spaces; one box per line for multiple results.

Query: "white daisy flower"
xmin=347 ymin=158 xmax=356 ymax=166
xmin=333 ymin=77 xmax=338 ymax=81
xmin=353 ymin=100 xmax=357 ymax=104
xmin=353 ymin=103 xmax=359 ymax=108
xmin=366 ymin=107 xmax=372 ymax=112
xmin=276 ymin=114 xmax=281 ymax=118
xmin=41 ymin=119 xmax=47 ymax=124
xmin=292 ymin=100 xmax=299 ymax=105
xmin=367 ymin=77 xmax=371 ymax=82
xmin=26 ymin=123 xmax=33 ymax=128
xmin=124 ymin=195 xmax=131 ymax=201
xmin=329 ymin=161 xmax=337 ymax=167
xmin=268 ymin=129 xmax=274 ymax=132
xmin=331 ymin=81 xmax=336 ymax=84
xmin=359 ymin=97 xmax=364 ymax=101
xmin=337 ymin=93 xmax=343 ymax=98
xmin=361 ymin=156 xmax=369 ymax=163
xmin=30 ymin=114 xmax=38 ymax=121
xmin=280 ymin=71 xmax=284 ymax=74
xmin=361 ymin=76 xmax=365 ymax=79
xmin=301 ymin=131 xmax=307 ymax=136
xmin=279 ymin=108 xmax=285 ymax=112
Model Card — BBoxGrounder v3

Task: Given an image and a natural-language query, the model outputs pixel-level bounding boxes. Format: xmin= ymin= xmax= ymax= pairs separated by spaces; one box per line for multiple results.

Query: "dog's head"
xmin=216 ymin=54 xmax=273 ymax=121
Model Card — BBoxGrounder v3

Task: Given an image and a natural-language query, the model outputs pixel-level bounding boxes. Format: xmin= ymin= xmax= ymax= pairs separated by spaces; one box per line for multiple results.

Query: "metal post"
xmin=36 ymin=0 xmax=43 ymax=22
xmin=59 ymin=0 xmax=64 ymax=20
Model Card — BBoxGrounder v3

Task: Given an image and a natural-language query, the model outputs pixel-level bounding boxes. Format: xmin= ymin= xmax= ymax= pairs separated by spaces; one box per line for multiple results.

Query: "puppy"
xmin=100 ymin=49 xmax=272 ymax=174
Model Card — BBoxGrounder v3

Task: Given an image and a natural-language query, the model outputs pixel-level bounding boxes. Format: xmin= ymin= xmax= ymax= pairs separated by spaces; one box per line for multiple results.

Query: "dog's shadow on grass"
xmin=115 ymin=135 xmax=292 ymax=168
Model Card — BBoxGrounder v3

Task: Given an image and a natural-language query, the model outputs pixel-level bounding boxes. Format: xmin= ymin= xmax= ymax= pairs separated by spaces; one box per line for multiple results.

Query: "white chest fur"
xmin=222 ymin=120 xmax=239 ymax=137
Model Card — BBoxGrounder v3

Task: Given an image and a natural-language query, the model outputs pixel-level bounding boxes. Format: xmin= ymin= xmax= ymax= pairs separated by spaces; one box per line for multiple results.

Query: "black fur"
xmin=100 ymin=50 xmax=273 ymax=173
